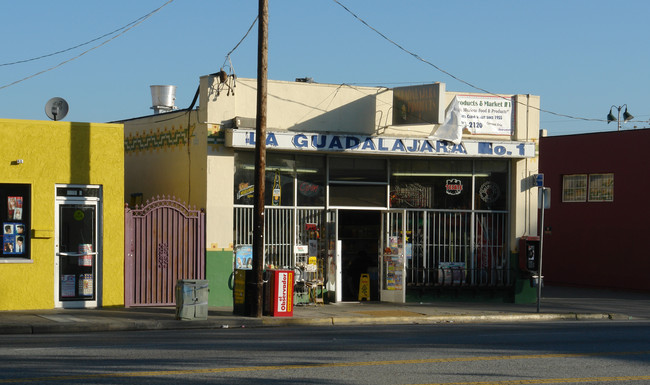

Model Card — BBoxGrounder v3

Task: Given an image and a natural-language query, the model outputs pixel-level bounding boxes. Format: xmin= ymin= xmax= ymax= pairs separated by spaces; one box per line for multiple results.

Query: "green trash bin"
xmin=175 ymin=279 xmax=209 ymax=320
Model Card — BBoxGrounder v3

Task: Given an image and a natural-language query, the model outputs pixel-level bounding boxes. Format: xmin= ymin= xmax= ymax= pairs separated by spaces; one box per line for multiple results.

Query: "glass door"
xmin=380 ymin=210 xmax=406 ymax=303
xmin=54 ymin=186 xmax=101 ymax=308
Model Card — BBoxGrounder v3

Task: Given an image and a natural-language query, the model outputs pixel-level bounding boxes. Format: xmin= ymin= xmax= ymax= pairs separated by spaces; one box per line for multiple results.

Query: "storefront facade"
xmin=0 ymin=119 xmax=124 ymax=310
xmin=124 ymin=76 xmax=540 ymax=304
xmin=229 ymin=131 xmax=535 ymax=302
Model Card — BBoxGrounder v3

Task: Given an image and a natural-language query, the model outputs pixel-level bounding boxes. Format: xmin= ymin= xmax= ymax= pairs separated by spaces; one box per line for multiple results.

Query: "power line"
xmin=0 ymin=0 xmax=175 ymax=91
xmin=219 ymin=15 xmax=258 ymax=78
xmin=0 ymin=3 xmax=170 ymax=67
xmin=224 ymin=16 xmax=259 ymax=63
xmin=331 ymin=0 xmax=606 ymax=124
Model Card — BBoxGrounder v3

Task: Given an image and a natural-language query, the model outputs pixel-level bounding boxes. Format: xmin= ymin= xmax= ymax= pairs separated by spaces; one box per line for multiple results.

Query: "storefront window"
xmin=474 ymin=160 xmax=508 ymax=211
xmin=389 ymin=159 xmax=434 ymax=208
xmin=296 ymin=155 xmax=325 ymax=206
xmin=329 ymin=185 xmax=387 ymax=207
xmin=233 ymin=151 xmax=296 ymax=206
xmin=265 ymin=153 xmax=295 ymax=206
xmin=329 ymin=157 xmax=387 ymax=183
xmin=234 ymin=151 xmax=255 ymax=205
xmin=328 ymin=157 xmax=388 ymax=207
xmin=1 ymin=184 xmax=31 ymax=259
xmin=390 ymin=159 xmax=472 ymax=210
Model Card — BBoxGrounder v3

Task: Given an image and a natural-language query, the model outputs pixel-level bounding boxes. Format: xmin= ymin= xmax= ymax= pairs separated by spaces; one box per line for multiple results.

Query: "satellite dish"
xmin=45 ymin=97 xmax=69 ymax=121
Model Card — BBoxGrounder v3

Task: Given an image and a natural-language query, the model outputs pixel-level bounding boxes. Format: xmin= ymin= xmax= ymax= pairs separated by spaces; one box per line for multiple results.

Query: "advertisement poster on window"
xmin=7 ymin=196 xmax=23 ymax=220
xmin=61 ymin=275 xmax=76 ymax=297
xmin=386 ymin=258 xmax=403 ymax=290
xmin=78 ymin=244 xmax=93 ymax=266
xmin=235 ymin=245 xmax=252 ymax=270
xmin=3 ymin=222 xmax=25 ymax=255
xmin=79 ymin=274 xmax=94 ymax=296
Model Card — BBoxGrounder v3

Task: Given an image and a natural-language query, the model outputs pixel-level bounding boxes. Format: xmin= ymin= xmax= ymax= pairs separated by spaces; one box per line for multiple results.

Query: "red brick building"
xmin=539 ymin=129 xmax=650 ymax=291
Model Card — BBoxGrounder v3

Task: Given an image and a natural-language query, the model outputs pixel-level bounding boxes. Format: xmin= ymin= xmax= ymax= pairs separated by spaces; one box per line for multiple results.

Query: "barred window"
xmin=588 ymin=173 xmax=614 ymax=202
xmin=562 ymin=175 xmax=587 ymax=202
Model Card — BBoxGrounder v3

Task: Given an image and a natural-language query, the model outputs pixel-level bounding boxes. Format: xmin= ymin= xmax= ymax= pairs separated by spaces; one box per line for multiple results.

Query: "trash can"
xmin=175 ymin=279 xmax=209 ymax=321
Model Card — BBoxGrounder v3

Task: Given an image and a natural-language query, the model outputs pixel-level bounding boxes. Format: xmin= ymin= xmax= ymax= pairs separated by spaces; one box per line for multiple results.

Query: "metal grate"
xmin=234 ymin=206 xmax=324 ymax=269
xmin=406 ymin=210 xmax=509 ymax=287
xmin=235 ymin=206 xmax=509 ymax=289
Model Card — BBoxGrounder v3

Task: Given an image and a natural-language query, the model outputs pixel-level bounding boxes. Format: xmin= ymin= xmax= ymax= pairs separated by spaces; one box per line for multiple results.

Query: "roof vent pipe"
xmin=150 ymin=85 xmax=178 ymax=114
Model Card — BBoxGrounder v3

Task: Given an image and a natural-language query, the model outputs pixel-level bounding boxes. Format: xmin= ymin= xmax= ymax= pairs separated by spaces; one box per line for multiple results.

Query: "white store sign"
xmin=226 ymin=129 xmax=535 ymax=158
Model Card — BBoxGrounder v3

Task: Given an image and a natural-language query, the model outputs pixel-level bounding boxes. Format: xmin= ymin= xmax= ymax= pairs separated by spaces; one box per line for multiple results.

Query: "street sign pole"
xmin=537 ymin=186 xmax=545 ymax=313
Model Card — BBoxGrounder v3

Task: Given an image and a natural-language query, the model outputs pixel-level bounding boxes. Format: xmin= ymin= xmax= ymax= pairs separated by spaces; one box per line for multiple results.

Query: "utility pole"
xmin=251 ymin=0 xmax=268 ymax=318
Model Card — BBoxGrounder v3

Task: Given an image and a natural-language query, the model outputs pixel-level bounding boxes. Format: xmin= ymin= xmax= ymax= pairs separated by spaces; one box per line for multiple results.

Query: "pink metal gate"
xmin=124 ymin=195 xmax=205 ymax=307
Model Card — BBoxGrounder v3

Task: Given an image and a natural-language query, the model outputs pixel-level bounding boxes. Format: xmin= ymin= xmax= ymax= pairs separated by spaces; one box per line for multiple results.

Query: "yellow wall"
xmin=0 ymin=119 xmax=124 ymax=310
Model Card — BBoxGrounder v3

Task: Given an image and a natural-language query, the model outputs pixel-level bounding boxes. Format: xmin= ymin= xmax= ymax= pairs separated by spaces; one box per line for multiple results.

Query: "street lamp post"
xmin=607 ymin=104 xmax=634 ymax=131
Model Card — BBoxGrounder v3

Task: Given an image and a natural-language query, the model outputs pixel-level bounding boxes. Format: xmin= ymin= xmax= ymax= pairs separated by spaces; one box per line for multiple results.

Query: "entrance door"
xmin=54 ymin=186 xmax=101 ymax=308
xmin=380 ymin=210 xmax=406 ymax=303
xmin=338 ymin=210 xmax=380 ymax=302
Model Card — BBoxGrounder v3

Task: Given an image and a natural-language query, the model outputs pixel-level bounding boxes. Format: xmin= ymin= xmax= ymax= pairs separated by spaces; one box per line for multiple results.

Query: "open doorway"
xmin=338 ymin=210 xmax=380 ymax=301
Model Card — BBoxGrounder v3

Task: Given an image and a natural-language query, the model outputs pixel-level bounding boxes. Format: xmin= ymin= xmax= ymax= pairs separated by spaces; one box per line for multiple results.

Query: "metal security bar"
xmin=235 ymin=205 xmax=509 ymax=288
xmin=234 ymin=206 xmax=324 ymax=270
xmin=234 ymin=206 xmax=254 ymax=246
xmin=405 ymin=210 xmax=509 ymax=288
xmin=474 ymin=211 xmax=508 ymax=286
xmin=265 ymin=207 xmax=294 ymax=268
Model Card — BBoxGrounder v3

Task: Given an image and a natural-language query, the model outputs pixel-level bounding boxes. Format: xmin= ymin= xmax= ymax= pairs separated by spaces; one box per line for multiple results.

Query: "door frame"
xmin=325 ymin=209 xmax=341 ymax=302
xmin=327 ymin=208 xmax=405 ymax=303
xmin=379 ymin=209 xmax=406 ymax=303
xmin=54 ymin=184 xmax=102 ymax=309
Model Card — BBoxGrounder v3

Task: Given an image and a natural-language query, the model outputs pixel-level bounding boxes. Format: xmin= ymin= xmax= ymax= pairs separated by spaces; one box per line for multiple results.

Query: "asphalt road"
xmin=1 ymin=321 xmax=649 ymax=384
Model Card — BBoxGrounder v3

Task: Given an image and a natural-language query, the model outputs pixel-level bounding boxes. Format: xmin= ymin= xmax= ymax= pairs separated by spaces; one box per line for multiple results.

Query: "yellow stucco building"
xmin=0 ymin=119 xmax=124 ymax=310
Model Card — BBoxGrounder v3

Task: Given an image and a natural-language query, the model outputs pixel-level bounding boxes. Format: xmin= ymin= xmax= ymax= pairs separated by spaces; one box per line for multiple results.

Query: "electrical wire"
xmin=0 ymin=0 xmax=175 ymax=91
xmin=222 ymin=16 xmax=258 ymax=69
xmin=115 ymin=14 xmax=258 ymax=124
xmin=0 ymin=3 xmax=171 ymax=67
xmin=331 ymin=0 xmax=606 ymax=124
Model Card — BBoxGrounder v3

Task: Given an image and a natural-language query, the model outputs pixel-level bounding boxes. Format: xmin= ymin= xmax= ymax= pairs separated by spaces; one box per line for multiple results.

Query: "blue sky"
xmin=1 ymin=0 xmax=648 ymax=136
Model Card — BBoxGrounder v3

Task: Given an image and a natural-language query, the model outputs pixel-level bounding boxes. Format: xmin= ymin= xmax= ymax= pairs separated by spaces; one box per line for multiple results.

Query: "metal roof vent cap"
xmin=150 ymin=85 xmax=178 ymax=114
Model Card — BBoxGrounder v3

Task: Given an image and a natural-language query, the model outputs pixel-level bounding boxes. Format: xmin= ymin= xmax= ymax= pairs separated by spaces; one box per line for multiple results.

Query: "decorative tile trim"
xmin=207 ymin=127 xmax=225 ymax=148
xmin=125 ymin=126 xmax=188 ymax=153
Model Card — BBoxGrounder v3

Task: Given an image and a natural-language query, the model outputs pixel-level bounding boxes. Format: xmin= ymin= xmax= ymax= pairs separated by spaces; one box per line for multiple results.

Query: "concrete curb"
xmin=0 ymin=312 xmax=629 ymax=335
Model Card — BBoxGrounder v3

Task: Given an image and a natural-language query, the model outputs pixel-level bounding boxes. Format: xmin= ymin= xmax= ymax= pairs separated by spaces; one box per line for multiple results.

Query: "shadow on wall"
xmin=70 ymin=123 xmax=91 ymax=184
xmin=283 ymin=94 xmax=383 ymax=136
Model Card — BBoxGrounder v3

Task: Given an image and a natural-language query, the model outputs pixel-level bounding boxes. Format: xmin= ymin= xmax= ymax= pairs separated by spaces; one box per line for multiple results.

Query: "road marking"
xmin=1 ymin=350 xmax=649 ymax=383
xmin=416 ymin=377 xmax=650 ymax=384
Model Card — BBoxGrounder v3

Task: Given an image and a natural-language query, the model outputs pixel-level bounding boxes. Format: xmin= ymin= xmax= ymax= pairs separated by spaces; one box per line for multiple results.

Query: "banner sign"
xmin=226 ymin=129 xmax=534 ymax=158
xmin=453 ymin=95 xmax=514 ymax=135
xmin=431 ymin=95 xmax=514 ymax=144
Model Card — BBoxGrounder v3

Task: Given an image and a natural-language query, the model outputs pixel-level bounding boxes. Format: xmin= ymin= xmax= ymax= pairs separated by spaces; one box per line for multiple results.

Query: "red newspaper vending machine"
xmin=266 ymin=270 xmax=294 ymax=317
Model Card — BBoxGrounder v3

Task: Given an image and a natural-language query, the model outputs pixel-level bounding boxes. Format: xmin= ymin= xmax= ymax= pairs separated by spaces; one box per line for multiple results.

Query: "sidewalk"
xmin=0 ymin=286 xmax=648 ymax=335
